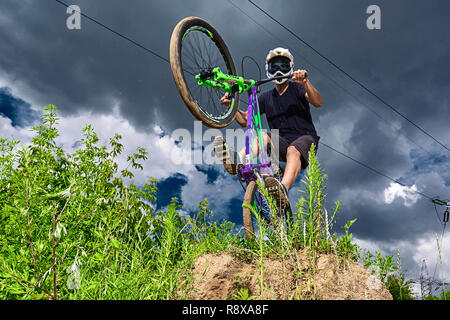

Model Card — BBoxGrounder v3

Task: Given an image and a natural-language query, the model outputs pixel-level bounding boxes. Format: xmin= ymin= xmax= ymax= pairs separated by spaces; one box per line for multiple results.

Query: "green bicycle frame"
xmin=195 ymin=67 xmax=256 ymax=94
xmin=196 ymin=67 xmax=272 ymax=180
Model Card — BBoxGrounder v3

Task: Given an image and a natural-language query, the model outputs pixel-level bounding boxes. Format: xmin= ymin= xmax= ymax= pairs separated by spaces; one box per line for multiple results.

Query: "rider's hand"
xmin=292 ymin=69 xmax=308 ymax=87
xmin=220 ymin=92 xmax=232 ymax=107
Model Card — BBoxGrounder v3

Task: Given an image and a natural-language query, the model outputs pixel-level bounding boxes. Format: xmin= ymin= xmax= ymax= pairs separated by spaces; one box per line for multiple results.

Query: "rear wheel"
xmin=169 ymin=16 xmax=239 ymax=129
xmin=242 ymin=180 xmax=292 ymax=240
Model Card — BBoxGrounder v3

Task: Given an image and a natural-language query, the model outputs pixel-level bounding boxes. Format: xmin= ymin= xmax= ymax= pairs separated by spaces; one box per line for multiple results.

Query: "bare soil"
xmin=185 ymin=249 xmax=392 ymax=300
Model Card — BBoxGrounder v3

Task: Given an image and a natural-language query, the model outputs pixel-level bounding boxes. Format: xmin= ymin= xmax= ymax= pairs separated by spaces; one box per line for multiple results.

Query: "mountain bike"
xmin=169 ymin=16 xmax=292 ymax=239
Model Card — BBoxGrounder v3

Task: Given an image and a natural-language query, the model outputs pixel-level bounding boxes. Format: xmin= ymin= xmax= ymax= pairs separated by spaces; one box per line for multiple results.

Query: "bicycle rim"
xmin=243 ymin=181 xmax=289 ymax=239
xmin=176 ymin=18 xmax=239 ymax=126
xmin=252 ymin=188 xmax=273 ymax=235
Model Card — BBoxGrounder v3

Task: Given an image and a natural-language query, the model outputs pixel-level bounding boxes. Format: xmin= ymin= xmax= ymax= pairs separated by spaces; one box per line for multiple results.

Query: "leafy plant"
xmin=0 ymin=105 xmax=164 ymax=299
xmin=362 ymin=250 xmax=398 ymax=283
xmin=385 ymin=274 xmax=415 ymax=300
xmin=226 ymin=275 xmax=256 ymax=300
xmin=424 ymin=288 xmax=450 ymax=300
xmin=297 ymin=143 xmax=327 ymax=250
xmin=335 ymin=218 xmax=360 ymax=261
xmin=1 ymin=104 xmax=421 ymax=300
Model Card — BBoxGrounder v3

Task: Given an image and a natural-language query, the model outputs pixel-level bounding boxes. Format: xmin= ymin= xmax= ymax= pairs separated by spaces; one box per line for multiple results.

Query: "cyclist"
xmin=214 ymin=47 xmax=323 ymax=210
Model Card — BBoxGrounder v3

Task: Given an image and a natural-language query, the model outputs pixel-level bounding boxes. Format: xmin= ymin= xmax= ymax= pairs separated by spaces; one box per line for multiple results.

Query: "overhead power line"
xmin=247 ymin=0 xmax=450 ymax=154
xmin=53 ymin=0 xmax=444 ymax=205
xmin=229 ymin=0 xmax=439 ymax=203
xmin=54 ymin=0 xmax=170 ymax=64
xmin=431 ymin=201 xmax=448 ymax=283
xmin=55 ymin=0 xmax=447 ymax=284
xmin=226 ymin=0 xmax=426 ymax=153
xmin=320 ymin=142 xmax=434 ymax=201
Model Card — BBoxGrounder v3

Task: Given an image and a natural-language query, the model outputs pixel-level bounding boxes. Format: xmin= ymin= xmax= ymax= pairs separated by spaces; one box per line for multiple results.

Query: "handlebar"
xmin=196 ymin=67 xmax=304 ymax=95
xmin=255 ymin=74 xmax=293 ymax=86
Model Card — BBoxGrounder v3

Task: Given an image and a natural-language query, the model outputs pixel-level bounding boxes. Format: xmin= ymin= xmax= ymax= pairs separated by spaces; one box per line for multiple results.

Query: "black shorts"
xmin=268 ymin=133 xmax=320 ymax=170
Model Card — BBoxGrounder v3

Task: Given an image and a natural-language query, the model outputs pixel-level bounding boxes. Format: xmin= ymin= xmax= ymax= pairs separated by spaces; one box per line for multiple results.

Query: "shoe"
xmin=213 ymin=136 xmax=238 ymax=175
xmin=263 ymin=176 xmax=289 ymax=211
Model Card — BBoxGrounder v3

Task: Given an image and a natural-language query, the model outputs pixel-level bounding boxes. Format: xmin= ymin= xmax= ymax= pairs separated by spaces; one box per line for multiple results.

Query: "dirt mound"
xmin=186 ymin=250 xmax=392 ymax=300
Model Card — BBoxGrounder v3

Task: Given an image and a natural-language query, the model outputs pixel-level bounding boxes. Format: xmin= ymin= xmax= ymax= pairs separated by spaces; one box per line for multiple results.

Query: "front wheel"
xmin=169 ymin=16 xmax=239 ymax=129
xmin=242 ymin=180 xmax=292 ymax=240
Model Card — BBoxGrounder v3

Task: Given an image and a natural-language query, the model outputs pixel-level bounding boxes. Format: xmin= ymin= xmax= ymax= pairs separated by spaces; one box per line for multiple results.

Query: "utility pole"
xmin=420 ymin=259 xmax=432 ymax=299
xmin=432 ymin=199 xmax=450 ymax=223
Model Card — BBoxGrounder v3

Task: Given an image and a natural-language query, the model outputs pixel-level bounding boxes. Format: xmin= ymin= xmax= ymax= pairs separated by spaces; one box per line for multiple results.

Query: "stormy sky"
xmin=1 ymin=0 xmax=450 ymax=295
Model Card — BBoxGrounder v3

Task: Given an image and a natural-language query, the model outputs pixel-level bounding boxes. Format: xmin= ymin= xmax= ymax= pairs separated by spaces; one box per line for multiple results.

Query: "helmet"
xmin=265 ymin=47 xmax=294 ymax=85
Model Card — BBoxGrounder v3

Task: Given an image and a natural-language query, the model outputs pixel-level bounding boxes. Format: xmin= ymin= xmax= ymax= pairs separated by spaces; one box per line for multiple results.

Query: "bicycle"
xmin=169 ymin=16 xmax=293 ymax=239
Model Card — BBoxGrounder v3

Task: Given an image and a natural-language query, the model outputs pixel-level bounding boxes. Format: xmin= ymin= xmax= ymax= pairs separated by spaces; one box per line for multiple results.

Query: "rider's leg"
xmin=238 ymin=133 xmax=271 ymax=162
xmin=263 ymin=144 xmax=298 ymax=211
xmin=214 ymin=133 xmax=271 ymax=175
xmin=281 ymin=146 xmax=302 ymax=191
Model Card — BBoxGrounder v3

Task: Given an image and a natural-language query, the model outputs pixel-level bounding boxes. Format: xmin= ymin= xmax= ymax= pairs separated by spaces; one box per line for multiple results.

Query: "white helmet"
xmin=265 ymin=47 xmax=294 ymax=85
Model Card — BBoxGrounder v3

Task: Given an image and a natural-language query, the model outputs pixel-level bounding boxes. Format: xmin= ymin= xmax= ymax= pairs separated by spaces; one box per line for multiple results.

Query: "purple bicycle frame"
xmin=239 ymin=85 xmax=273 ymax=183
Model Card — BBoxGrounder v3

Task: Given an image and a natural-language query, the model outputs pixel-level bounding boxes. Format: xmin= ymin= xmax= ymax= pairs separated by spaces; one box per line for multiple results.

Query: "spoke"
xmin=210 ymin=42 xmax=222 ymax=70
xmin=206 ymin=87 xmax=220 ymax=116
xmin=186 ymin=35 xmax=203 ymax=71
xmin=194 ymin=31 xmax=211 ymax=69
xmin=180 ymin=27 xmax=235 ymax=121
xmin=182 ymin=46 xmax=202 ymax=71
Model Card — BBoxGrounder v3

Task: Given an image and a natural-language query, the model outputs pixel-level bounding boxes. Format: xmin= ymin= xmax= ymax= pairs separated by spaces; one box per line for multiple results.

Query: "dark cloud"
xmin=0 ymin=87 xmax=39 ymax=127
xmin=156 ymin=173 xmax=188 ymax=209
xmin=2 ymin=0 xmax=450 ymax=284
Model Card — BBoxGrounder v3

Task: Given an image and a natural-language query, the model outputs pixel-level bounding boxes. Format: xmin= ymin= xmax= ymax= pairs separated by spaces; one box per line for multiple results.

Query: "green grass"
xmin=0 ymin=105 xmax=424 ymax=300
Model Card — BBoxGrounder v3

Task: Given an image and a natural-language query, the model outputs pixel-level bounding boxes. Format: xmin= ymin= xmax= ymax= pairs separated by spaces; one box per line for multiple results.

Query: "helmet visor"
xmin=267 ymin=56 xmax=291 ymax=74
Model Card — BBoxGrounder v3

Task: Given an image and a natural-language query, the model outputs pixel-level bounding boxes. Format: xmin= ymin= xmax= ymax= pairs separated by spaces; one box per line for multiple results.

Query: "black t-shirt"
xmin=258 ymin=81 xmax=318 ymax=143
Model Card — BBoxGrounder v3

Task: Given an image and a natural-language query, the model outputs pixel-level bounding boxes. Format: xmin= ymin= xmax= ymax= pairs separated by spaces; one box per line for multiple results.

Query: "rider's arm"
xmin=292 ymin=69 xmax=323 ymax=108
xmin=235 ymin=110 xmax=247 ymax=127
xmin=304 ymin=80 xmax=323 ymax=108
